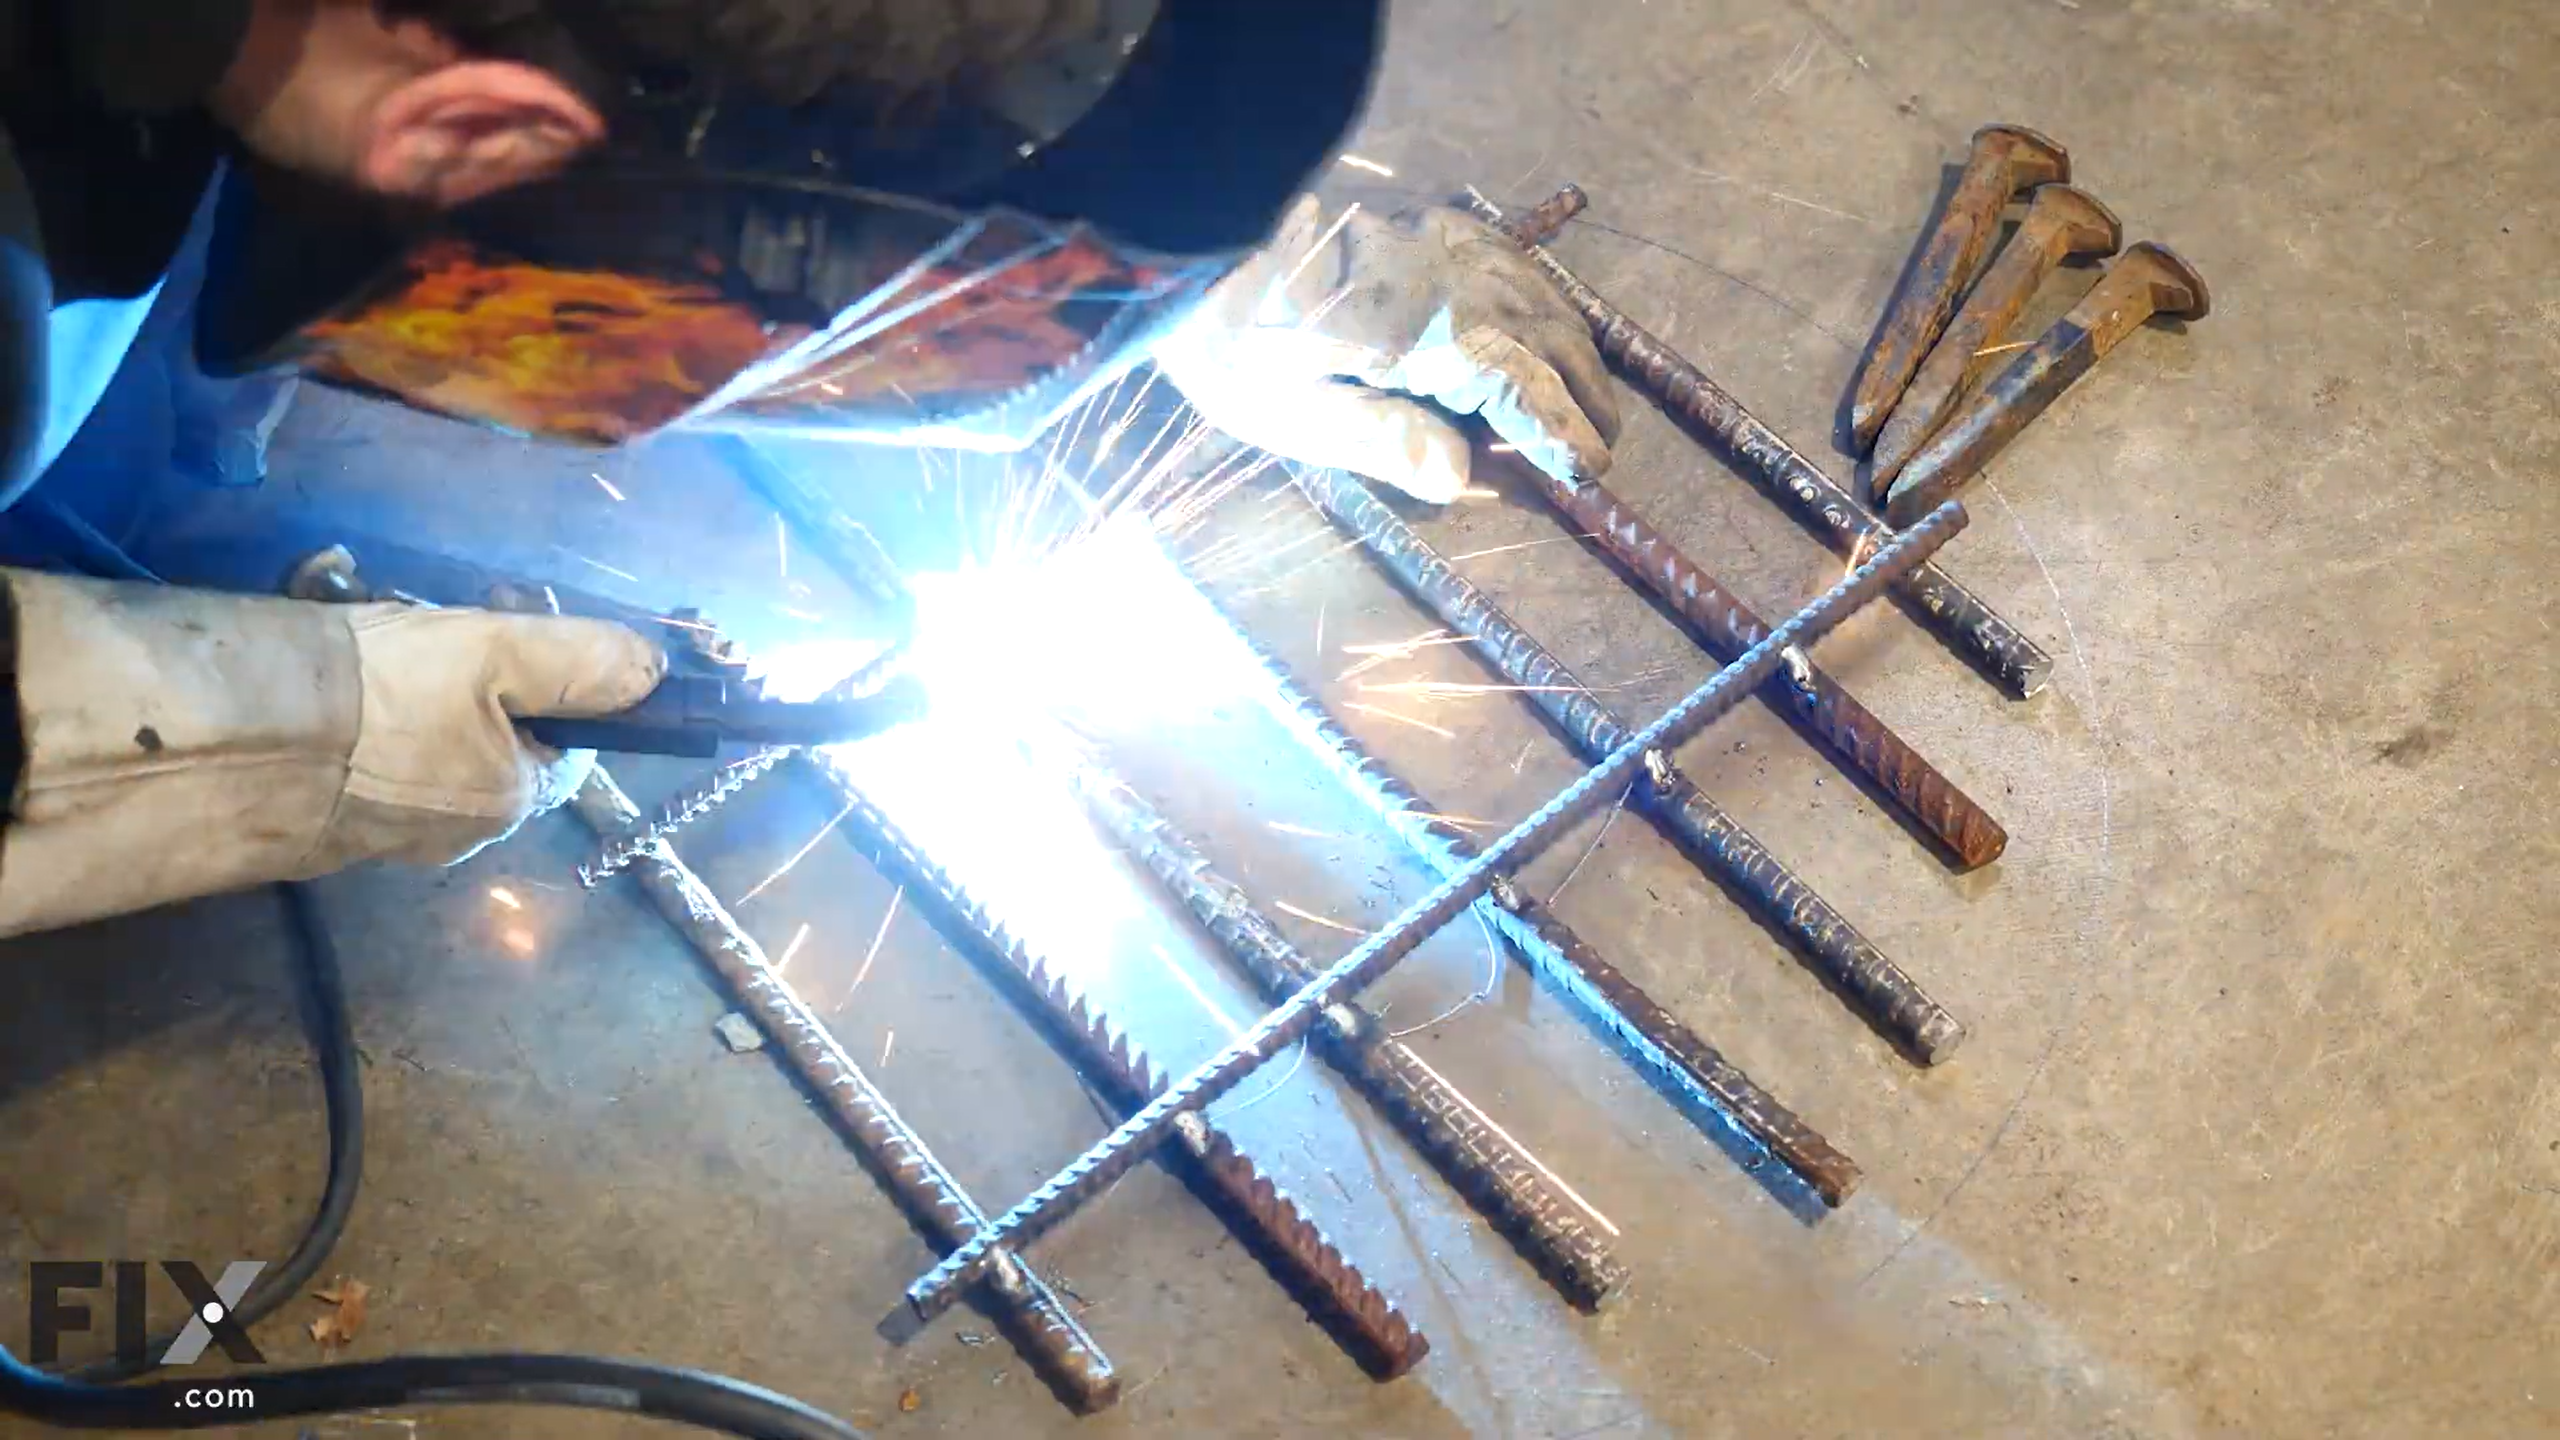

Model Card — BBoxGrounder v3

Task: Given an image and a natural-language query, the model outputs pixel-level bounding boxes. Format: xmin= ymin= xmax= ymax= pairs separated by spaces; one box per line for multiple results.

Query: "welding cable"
xmin=59 ymin=884 xmax=361 ymax=1384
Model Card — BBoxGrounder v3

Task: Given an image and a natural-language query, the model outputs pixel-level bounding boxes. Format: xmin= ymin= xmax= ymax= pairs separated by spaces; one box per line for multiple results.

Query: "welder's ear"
xmin=358 ymin=60 xmax=605 ymax=208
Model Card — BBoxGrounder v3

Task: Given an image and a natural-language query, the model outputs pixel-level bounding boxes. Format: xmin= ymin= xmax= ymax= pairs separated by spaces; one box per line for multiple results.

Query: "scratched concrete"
xmin=4 ymin=1 xmax=2557 ymax=1436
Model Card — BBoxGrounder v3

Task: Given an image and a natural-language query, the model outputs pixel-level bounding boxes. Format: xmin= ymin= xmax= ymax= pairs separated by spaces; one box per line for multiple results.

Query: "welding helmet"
xmin=195 ymin=1 xmax=1383 ymax=450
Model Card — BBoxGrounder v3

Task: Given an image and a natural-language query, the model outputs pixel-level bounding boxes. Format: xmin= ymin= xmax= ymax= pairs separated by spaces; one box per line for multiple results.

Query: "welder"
xmin=0 ymin=0 xmax=1617 ymax=938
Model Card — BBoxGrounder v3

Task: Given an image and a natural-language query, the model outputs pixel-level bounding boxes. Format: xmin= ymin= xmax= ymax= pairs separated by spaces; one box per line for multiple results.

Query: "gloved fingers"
xmin=1398 ymin=327 xmax=1616 ymax=485
xmin=350 ymin=609 xmax=667 ymax=719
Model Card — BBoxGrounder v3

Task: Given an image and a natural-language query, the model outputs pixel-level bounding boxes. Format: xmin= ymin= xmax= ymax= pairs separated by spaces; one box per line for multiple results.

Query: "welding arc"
xmin=568 ymin=767 xmax=1121 ymax=1414
xmin=897 ymin=502 xmax=1968 ymax=1322
xmin=802 ymin=754 xmax=1430 ymax=1379
xmin=1196 ymin=613 xmax=1864 ymax=1206
xmin=1069 ymin=764 xmax=1633 ymax=1307
xmin=1289 ymin=466 xmax=1963 ymax=1065
xmin=1475 ymin=189 xmax=2054 ymax=702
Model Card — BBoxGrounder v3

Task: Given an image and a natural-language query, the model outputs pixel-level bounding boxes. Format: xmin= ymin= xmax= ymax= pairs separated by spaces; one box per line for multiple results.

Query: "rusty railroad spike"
xmin=1849 ymin=123 xmax=2071 ymax=454
xmin=1869 ymin=183 xmax=2123 ymax=496
xmin=1883 ymin=241 xmax=2211 ymax=527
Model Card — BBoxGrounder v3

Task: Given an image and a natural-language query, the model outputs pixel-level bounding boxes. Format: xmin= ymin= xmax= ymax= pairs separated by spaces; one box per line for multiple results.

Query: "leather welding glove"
xmin=1154 ymin=196 xmax=1621 ymax=503
xmin=0 ymin=569 xmax=665 ymax=937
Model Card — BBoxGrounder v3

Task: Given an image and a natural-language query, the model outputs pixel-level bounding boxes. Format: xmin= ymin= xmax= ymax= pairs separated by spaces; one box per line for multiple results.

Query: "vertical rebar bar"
xmin=1470 ymin=189 xmax=2054 ymax=701
xmin=1188 ymin=611 xmax=1864 ymax=1206
xmin=1290 ymin=466 xmax=1964 ymax=1063
xmin=568 ymin=767 xmax=1120 ymax=1413
xmin=801 ymin=753 xmax=1430 ymax=1379
xmin=1068 ymin=765 xmax=1632 ymax=1307
xmin=898 ymin=502 xmax=1966 ymax=1322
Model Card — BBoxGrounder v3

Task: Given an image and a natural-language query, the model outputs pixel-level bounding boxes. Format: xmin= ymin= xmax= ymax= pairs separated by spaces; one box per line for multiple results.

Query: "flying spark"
xmin=486 ymin=886 xmax=523 ymax=911
xmin=591 ymin=472 xmax=626 ymax=502
xmin=736 ymin=800 xmax=857 ymax=906
xmin=566 ymin=552 xmax=639 ymax=584
xmin=878 ymin=1029 xmax=896 ymax=1068
xmin=1267 ymin=821 xmax=1352 ymax=842
xmin=1396 ymin=1045 xmax=1619 ymax=1236
xmin=1273 ymin=899 xmax=1371 ymax=937
xmin=777 ymin=921 xmax=813 ymax=972
xmin=1345 ymin=701 xmax=1458 ymax=740
xmin=842 ymin=886 xmax=904 ymax=1005
xmin=1337 ymin=153 xmax=1396 ymax=177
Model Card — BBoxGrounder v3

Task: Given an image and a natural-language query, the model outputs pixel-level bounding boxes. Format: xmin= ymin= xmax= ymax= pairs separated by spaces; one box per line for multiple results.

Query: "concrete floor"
xmin=7 ymin=1 xmax=2558 ymax=1435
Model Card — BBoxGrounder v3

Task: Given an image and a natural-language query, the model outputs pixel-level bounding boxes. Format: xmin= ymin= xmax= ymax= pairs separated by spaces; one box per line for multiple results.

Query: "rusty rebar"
xmin=1188 ymin=597 xmax=1865 ymax=1205
xmin=1068 ymin=765 xmax=1632 ymax=1306
xmin=1471 ymin=188 xmax=2055 ymax=701
xmin=1515 ymin=184 xmax=1589 ymax=242
xmin=568 ymin=767 xmax=1120 ymax=1413
xmin=1531 ymin=466 xmax=2006 ymax=870
xmin=802 ymin=752 xmax=1429 ymax=1379
xmin=1288 ymin=466 xmax=1963 ymax=1067
xmin=898 ymin=502 xmax=1966 ymax=1322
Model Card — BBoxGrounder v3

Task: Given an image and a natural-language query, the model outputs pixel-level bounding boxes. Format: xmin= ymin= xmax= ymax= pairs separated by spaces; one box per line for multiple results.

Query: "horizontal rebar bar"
xmin=1289 ymin=465 xmax=1964 ymax=1064
xmin=1069 ymin=764 xmax=1632 ymax=1307
xmin=568 ymin=767 xmax=1120 ymax=1413
xmin=802 ymin=753 xmax=1429 ymax=1379
xmin=1473 ymin=189 xmax=2053 ymax=701
xmin=896 ymin=502 xmax=1966 ymax=1322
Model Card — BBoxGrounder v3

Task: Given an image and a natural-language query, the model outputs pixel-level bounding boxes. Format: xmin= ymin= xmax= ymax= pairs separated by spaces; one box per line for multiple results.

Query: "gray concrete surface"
xmin=6 ymin=1 xmax=2558 ymax=1435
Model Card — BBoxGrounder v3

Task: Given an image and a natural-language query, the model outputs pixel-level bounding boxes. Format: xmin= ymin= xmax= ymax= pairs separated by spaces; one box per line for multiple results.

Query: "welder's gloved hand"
xmin=0 ymin=570 xmax=665 ymax=937
xmin=1154 ymin=196 xmax=1620 ymax=503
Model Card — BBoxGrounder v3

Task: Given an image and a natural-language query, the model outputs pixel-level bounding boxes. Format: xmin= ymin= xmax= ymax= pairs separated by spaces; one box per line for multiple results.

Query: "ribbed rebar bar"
xmin=1069 ymin=765 xmax=1631 ymax=1307
xmin=802 ymin=753 xmax=1429 ymax=1379
xmin=1194 ymin=612 xmax=1865 ymax=1207
xmin=1470 ymin=189 xmax=2054 ymax=701
xmin=568 ymin=767 xmax=1119 ymax=1413
xmin=578 ymin=747 xmax=796 ymax=887
xmin=1527 ymin=472 xmax=2007 ymax=870
xmin=1291 ymin=466 xmax=1964 ymax=1062
xmin=898 ymin=502 xmax=1965 ymax=1322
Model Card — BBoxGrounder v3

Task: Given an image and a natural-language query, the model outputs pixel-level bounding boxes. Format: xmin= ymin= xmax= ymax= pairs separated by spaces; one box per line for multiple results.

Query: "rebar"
xmin=1470 ymin=189 xmax=2054 ymax=701
xmin=898 ymin=501 xmax=1966 ymax=1322
xmin=802 ymin=753 xmax=1429 ymax=1379
xmin=1288 ymin=467 xmax=1963 ymax=1064
xmin=568 ymin=767 xmax=1119 ymax=1413
xmin=1529 ymin=464 xmax=2006 ymax=870
xmin=1185 ymin=597 xmax=1865 ymax=1205
xmin=1069 ymin=765 xmax=1632 ymax=1307
xmin=578 ymin=747 xmax=795 ymax=887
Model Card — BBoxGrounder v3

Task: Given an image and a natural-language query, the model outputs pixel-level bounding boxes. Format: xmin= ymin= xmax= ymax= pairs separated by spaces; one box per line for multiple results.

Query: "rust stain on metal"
xmin=1886 ymin=242 xmax=2209 ymax=526
xmin=1511 ymin=184 xmax=1590 ymax=246
xmin=1850 ymin=124 xmax=2071 ymax=453
xmin=1870 ymin=184 xmax=2122 ymax=494
xmin=1470 ymin=188 xmax=2056 ymax=701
